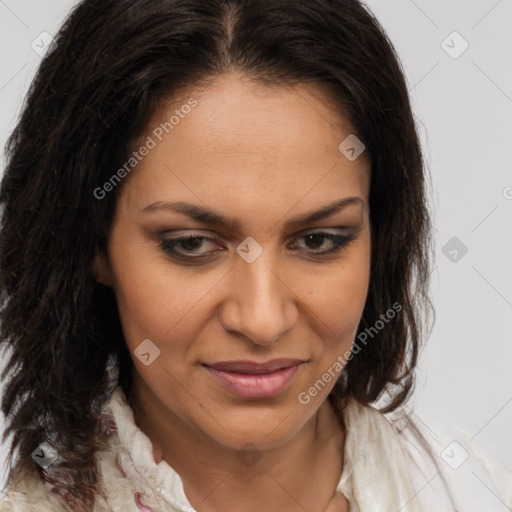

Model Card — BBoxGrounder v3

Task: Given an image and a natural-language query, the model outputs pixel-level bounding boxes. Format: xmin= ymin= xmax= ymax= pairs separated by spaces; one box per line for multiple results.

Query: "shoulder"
xmin=0 ymin=448 xmax=125 ymax=512
xmin=465 ymin=433 xmax=512 ymax=503
xmin=386 ymin=407 xmax=512 ymax=511
xmin=0 ymin=469 xmax=66 ymax=512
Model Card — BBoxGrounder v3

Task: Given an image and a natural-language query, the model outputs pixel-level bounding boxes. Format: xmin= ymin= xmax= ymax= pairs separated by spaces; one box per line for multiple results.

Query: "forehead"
xmin=147 ymin=72 xmax=360 ymax=152
xmin=122 ymin=73 xmax=370 ymax=220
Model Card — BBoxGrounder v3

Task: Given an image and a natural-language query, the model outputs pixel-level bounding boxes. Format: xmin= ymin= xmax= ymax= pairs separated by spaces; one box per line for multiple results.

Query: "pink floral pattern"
xmin=134 ymin=492 xmax=155 ymax=512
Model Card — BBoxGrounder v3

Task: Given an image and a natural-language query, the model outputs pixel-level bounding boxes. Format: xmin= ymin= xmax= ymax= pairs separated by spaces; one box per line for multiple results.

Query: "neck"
xmin=128 ymin=377 xmax=345 ymax=512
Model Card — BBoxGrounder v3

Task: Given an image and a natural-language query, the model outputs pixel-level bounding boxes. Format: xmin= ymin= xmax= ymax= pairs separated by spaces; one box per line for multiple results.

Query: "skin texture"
xmin=92 ymin=71 xmax=371 ymax=512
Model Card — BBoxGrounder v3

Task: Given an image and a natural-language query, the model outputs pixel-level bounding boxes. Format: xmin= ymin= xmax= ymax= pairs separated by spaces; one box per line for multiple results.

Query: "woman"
xmin=0 ymin=0 xmax=510 ymax=511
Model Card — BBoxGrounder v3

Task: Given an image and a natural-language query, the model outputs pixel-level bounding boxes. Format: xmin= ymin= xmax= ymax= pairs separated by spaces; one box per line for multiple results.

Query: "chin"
xmin=204 ymin=408 xmax=311 ymax=452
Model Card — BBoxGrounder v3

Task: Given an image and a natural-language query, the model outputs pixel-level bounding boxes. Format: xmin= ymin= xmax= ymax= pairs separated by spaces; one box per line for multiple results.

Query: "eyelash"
xmin=159 ymin=230 xmax=356 ymax=262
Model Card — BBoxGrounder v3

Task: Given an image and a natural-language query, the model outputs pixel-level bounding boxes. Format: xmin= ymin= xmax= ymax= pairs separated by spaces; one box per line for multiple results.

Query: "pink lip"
xmin=204 ymin=358 xmax=304 ymax=374
xmin=202 ymin=360 xmax=304 ymax=399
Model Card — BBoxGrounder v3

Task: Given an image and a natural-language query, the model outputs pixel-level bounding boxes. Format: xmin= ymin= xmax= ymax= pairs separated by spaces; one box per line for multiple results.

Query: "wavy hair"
xmin=0 ymin=0 xmax=435 ymax=508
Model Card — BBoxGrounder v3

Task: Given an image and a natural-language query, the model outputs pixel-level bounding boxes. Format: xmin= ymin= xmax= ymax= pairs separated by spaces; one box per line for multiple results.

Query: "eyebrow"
xmin=141 ymin=197 xmax=365 ymax=231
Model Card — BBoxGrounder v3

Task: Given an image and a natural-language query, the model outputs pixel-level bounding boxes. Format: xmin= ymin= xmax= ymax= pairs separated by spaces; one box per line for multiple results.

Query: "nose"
xmin=219 ymin=249 xmax=298 ymax=346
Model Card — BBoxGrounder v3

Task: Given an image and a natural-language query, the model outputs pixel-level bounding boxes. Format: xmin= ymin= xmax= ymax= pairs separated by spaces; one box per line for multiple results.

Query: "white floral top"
xmin=1 ymin=386 xmax=511 ymax=511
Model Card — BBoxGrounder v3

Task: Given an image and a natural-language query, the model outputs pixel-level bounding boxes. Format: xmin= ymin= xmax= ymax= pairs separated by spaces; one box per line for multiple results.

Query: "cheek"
xmin=307 ymin=244 xmax=371 ymax=342
xmin=108 ymin=224 xmax=370 ymax=355
xmin=107 ymin=236 xmax=211 ymax=350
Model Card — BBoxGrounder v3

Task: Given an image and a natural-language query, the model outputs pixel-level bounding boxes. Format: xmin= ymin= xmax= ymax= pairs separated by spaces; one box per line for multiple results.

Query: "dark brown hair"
xmin=0 ymin=0 xmax=434 ymax=508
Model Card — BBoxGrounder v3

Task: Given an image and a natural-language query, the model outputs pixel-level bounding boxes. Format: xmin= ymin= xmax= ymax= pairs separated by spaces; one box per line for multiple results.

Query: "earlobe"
xmin=91 ymin=250 xmax=113 ymax=287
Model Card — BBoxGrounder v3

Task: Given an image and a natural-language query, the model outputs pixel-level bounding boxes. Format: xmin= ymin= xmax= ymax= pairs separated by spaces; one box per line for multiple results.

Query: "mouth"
xmin=202 ymin=359 xmax=305 ymax=399
xmin=203 ymin=358 xmax=305 ymax=374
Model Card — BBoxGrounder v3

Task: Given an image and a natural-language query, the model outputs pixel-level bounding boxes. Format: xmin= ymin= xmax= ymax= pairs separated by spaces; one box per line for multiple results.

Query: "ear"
xmin=91 ymin=249 xmax=113 ymax=287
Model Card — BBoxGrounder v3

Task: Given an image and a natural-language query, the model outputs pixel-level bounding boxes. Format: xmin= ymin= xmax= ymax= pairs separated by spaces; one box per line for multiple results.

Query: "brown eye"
xmin=159 ymin=229 xmax=356 ymax=264
xmin=160 ymin=235 xmax=222 ymax=260
xmin=291 ymin=231 xmax=355 ymax=256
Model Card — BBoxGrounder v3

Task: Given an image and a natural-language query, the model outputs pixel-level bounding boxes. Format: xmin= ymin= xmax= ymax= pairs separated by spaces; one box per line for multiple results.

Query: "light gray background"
xmin=0 ymin=0 xmax=511 ymax=495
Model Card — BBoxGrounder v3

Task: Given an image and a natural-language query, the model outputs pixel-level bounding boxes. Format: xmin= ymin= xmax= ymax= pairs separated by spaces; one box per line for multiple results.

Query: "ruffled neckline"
xmin=104 ymin=386 xmax=422 ymax=512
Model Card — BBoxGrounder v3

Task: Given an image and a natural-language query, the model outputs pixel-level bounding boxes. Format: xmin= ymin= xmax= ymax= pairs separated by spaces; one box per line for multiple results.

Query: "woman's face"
xmin=93 ymin=72 xmax=371 ymax=451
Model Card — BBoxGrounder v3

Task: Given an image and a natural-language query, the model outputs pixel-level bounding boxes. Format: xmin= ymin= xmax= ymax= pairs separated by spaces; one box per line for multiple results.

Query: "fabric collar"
xmin=105 ymin=386 xmax=423 ymax=511
xmin=105 ymin=386 xmax=510 ymax=512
